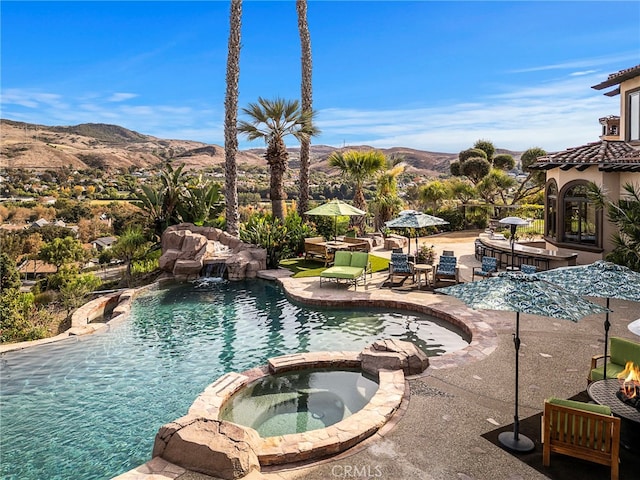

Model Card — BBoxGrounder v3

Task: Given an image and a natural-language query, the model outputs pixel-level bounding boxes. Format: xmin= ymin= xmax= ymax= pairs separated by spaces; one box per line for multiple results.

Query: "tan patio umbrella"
xmin=305 ymin=199 xmax=366 ymax=241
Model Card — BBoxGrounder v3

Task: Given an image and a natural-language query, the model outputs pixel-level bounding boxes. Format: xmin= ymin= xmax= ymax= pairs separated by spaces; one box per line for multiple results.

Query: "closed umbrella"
xmin=436 ymin=272 xmax=608 ymax=452
xmin=385 ymin=210 xmax=449 ymax=255
xmin=538 ymin=261 xmax=640 ymax=379
xmin=305 ymin=199 xmax=366 ymax=241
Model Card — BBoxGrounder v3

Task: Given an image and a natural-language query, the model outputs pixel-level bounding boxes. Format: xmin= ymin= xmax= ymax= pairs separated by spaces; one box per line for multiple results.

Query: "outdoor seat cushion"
xmin=610 ymin=337 xmax=640 ymax=366
xmin=320 ymin=266 xmax=364 ymax=280
xmin=547 ymin=397 xmax=611 ymax=416
xmin=333 ymin=250 xmax=353 ymax=267
xmin=350 ymin=252 xmax=369 ymax=269
xmin=591 ymin=336 xmax=640 ymax=381
xmin=590 ymin=363 xmax=626 ymax=382
xmin=390 ymin=253 xmax=412 ymax=274
xmin=436 ymin=256 xmax=457 ymax=275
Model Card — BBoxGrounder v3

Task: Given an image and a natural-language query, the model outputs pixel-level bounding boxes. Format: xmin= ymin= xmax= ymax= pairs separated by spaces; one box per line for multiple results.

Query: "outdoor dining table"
xmin=322 ymin=241 xmax=352 ymax=251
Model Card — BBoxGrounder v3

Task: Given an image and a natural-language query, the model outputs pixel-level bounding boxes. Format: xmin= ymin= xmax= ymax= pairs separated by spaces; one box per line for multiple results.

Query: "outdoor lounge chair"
xmin=520 ymin=264 xmax=537 ymax=274
xmin=320 ymin=251 xmax=369 ymax=290
xmin=434 ymin=255 xmax=459 ymax=286
xmin=542 ymin=398 xmax=620 ymax=480
xmin=387 ymin=252 xmax=414 ymax=287
xmin=472 ymin=256 xmax=497 ymax=280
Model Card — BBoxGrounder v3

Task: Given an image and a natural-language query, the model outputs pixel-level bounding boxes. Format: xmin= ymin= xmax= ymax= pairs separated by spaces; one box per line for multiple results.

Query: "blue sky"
xmin=2 ymin=1 xmax=639 ymax=153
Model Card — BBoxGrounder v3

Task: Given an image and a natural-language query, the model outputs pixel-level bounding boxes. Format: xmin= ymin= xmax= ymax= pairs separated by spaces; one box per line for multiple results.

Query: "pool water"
xmin=219 ymin=369 xmax=379 ymax=437
xmin=0 ymin=279 xmax=468 ymax=480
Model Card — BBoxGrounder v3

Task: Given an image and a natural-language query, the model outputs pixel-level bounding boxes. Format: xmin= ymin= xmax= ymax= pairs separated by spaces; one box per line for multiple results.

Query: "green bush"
xmin=435 ymin=207 xmax=465 ymax=231
xmin=284 ymin=211 xmax=317 ymax=256
xmin=34 ymin=290 xmax=58 ymax=306
xmin=240 ymin=213 xmax=291 ymax=269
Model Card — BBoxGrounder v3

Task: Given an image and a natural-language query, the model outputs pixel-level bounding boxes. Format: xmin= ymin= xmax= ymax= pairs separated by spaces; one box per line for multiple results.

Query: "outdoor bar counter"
xmin=478 ymin=235 xmax=578 ymax=271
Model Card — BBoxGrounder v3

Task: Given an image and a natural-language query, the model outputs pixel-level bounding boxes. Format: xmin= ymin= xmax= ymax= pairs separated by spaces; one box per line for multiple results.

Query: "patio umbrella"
xmin=436 ymin=272 xmax=608 ymax=453
xmin=305 ymin=199 xmax=366 ymax=241
xmin=538 ymin=260 xmax=640 ymax=379
xmin=385 ymin=210 xmax=449 ymax=255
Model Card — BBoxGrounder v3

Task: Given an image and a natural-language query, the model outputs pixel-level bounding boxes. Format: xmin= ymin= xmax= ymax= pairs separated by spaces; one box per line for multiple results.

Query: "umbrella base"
xmin=498 ymin=431 xmax=535 ymax=452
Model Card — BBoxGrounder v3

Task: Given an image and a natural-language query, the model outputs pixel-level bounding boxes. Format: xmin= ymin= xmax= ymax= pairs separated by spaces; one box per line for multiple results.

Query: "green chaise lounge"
xmin=320 ymin=251 xmax=369 ymax=290
xmin=589 ymin=336 xmax=640 ymax=383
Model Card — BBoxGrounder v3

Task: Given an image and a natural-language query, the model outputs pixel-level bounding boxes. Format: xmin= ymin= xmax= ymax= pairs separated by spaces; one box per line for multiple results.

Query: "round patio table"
xmin=413 ymin=264 xmax=433 ymax=289
xmin=588 ymin=378 xmax=640 ymax=451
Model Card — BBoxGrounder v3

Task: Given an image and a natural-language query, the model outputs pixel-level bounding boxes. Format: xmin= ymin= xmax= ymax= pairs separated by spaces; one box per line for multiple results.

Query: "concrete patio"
xmin=120 ymin=231 xmax=640 ymax=480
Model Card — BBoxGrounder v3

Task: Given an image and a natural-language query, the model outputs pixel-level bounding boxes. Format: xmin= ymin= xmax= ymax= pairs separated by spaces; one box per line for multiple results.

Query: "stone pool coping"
xmin=184 ymin=351 xmax=406 ymax=467
xmin=2 ymin=274 xmax=499 ymax=479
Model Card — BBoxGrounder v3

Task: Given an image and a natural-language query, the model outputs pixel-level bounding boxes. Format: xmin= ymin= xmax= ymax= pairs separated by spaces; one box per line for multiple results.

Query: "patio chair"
xmin=520 ymin=264 xmax=537 ymax=274
xmin=434 ymin=255 xmax=459 ymax=286
xmin=472 ymin=256 xmax=497 ymax=281
xmin=320 ymin=251 xmax=369 ymax=290
xmin=387 ymin=252 xmax=414 ymax=287
xmin=542 ymin=398 xmax=620 ymax=480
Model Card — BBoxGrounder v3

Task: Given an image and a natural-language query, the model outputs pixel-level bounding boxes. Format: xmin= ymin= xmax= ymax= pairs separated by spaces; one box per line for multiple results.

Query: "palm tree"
xmin=589 ymin=182 xmax=640 ymax=271
xmin=238 ymin=97 xmax=318 ymax=221
xmin=328 ymin=149 xmax=385 ymax=232
xmin=371 ymin=155 xmax=405 ymax=230
xmin=296 ymin=0 xmax=313 ymax=218
xmin=224 ymin=0 xmax=242 ymax=236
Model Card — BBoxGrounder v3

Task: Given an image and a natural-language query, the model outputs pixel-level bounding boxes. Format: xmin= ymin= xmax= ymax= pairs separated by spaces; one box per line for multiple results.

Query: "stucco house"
xmin=531 ymin=64 xmax=640 ymax=264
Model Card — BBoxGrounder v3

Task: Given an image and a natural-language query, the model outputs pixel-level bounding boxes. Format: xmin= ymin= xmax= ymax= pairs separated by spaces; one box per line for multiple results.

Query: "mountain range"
xmin=0 ymin=119 xmax=493 ymax=177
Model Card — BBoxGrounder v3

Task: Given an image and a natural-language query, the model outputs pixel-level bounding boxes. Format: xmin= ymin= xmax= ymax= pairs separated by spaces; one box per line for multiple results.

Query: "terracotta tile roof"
xmin=592 ymin=64 xmax=640 ymax=90
xmin=531 ymin=140 xmax=640 ymax=172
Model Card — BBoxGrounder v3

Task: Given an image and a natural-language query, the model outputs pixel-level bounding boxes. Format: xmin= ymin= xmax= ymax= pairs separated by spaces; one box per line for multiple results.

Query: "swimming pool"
xmin=0 ymin=279 xmax=468 ymax=480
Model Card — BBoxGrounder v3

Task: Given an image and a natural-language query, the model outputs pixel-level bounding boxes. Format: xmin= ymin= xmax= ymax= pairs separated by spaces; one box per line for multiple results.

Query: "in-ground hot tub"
xmin=152 ymin=347 xmax=414 ymax=476
xmin=219 ymin=368 xmax=379 ymax=437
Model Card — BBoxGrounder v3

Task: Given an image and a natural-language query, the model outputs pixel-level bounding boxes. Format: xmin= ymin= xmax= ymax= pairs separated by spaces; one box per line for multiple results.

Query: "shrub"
xmin=284 ymin=211 xmax=317 ymax=256
xmin=240 ymin=213 xmax=291 ymax=269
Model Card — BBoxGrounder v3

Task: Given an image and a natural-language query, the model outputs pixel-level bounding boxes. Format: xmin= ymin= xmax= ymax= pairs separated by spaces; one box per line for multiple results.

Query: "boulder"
xmin=173 ymin=259 xmax=203 ymax=278
xmin=158 ymin=249 xmax=182 ymax=271
xmin=159 ymin=224 xmax=267 ymax=281
xmin=162 ymin=229 xmax=187 ymax=251
xmin=361 ymin=339 xmax=429 ymax=376
xmin=153 ymin=417 xmax=260 ymax=480
xmin=181 ymin=233 xmax=208 ymax=260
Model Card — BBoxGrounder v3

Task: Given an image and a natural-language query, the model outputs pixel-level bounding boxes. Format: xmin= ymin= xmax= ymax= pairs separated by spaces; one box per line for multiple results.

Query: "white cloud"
xmin=107 ymin=93 xmax=138 ymax=102
xmin=312 ymin=72 xmax=615 ymax=152
xmin=0 ymin=68 xmax=623 ymax=154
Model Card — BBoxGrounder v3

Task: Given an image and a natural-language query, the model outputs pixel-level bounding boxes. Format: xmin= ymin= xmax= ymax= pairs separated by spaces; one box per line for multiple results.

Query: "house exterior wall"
xmin=619 ymin=75 xmax=640 ymax=142
xmin=544 ymin=167 xmax=640 ymax=264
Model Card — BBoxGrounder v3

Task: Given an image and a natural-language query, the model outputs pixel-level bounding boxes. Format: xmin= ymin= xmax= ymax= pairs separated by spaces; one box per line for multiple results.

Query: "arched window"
xmin=560 ymin=181 xmax=599 ymax=246
xmin=545 ymin=180 xmax=557 ymax=240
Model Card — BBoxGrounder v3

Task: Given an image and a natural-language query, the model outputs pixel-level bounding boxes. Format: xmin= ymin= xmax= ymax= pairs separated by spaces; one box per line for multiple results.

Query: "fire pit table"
xmin=588 ymin=378 xmax=640 ymax=451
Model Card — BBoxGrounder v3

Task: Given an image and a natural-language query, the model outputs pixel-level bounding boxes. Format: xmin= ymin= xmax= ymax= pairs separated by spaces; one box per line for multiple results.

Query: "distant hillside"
xmin=1 ymin=119 xmax=519 ymax=176
xmin=0 ymin=119 xmax=263 ymax=171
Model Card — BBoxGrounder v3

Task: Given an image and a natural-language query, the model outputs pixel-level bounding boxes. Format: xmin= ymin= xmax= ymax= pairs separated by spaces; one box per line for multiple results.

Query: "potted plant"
xmin=416 ymin=244 xmax=436 ymax=265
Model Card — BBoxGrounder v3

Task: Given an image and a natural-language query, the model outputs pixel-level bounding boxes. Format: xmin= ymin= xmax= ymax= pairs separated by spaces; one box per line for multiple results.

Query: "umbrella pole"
xmin=603 ymin=298 xmax=611 ymax=380
xmin=498 ymin=312 xmax=535 ymax=452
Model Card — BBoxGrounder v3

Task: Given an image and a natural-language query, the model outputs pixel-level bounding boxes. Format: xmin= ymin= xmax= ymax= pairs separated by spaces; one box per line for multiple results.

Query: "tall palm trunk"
xmin=266 ymin=137 xmax=288 ymax=220
xmin=296 ymin=0 xmax=312 ymax=217
xmin=224 ymin=0 xmax=242 ymax=236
